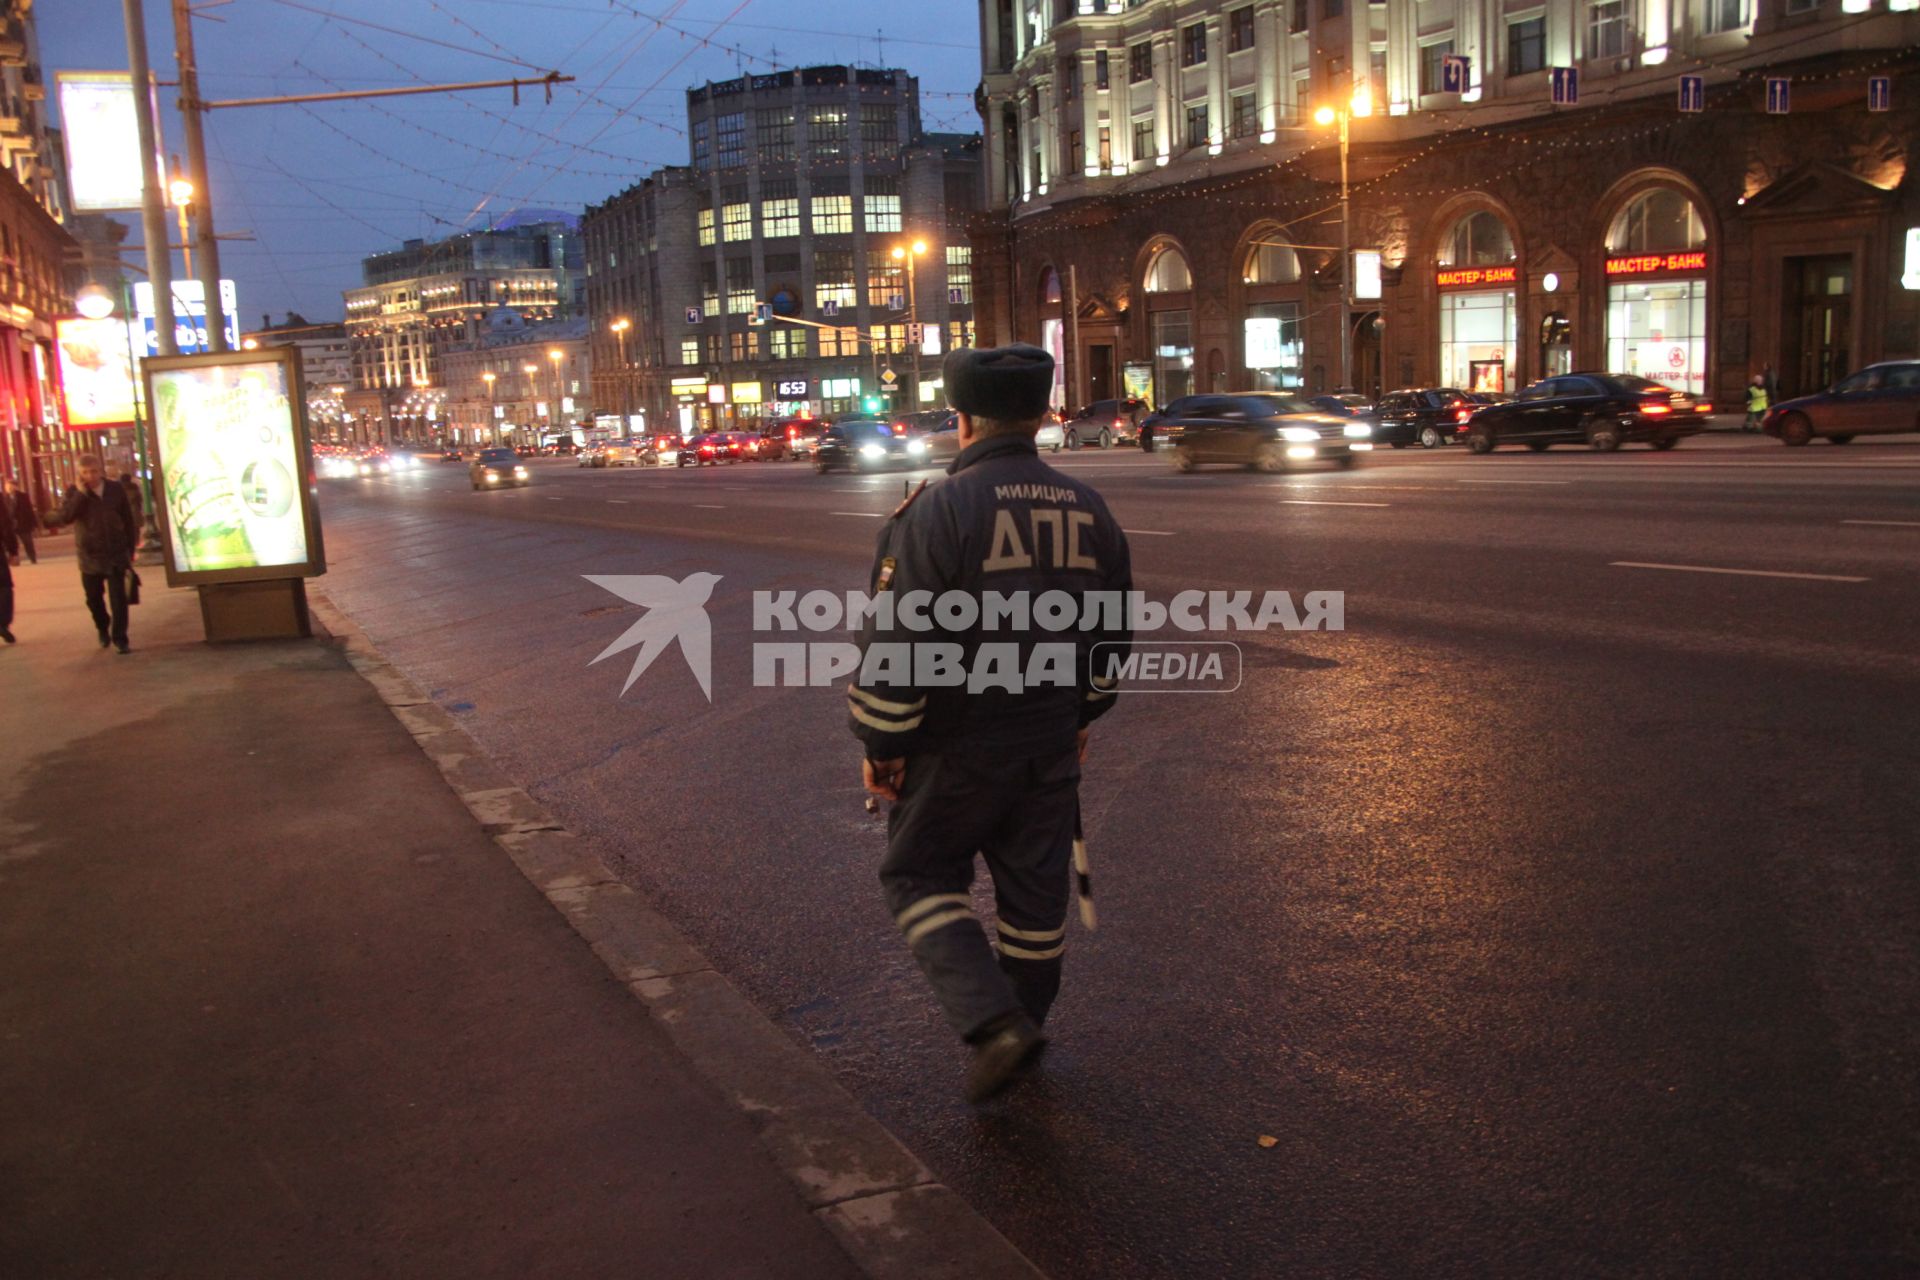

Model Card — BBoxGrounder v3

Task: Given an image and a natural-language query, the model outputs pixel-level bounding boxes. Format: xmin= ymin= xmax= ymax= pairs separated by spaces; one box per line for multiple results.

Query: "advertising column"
xmin=1435 ymin=264 xmax=1518 ymax=393
xmin=1603 ymin=250 xmax=1708 ymax=396
xmin=142 ymin=347 xmax=326 ymax=640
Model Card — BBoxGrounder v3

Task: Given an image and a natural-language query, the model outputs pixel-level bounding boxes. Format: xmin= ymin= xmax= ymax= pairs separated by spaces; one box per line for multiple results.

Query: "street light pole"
xmin=481 ymin=371 xmax=496 ymax=444
xmin=120 ymin=0 xmax=176 ymax=359
xmin=171 ymin=0 xmax=228 ymax=352
xmin=610 ymin=318 xmax=631 ymax=423
xmin=1314 ymin=88 xmax=1370 ymax=394
xmin=891 ymin=239 xmax=928 ymax=409
xmin=548 ymin=348 xmax=565 ymax=439
xmin=169 ymin=171 xmax=194 ymax=279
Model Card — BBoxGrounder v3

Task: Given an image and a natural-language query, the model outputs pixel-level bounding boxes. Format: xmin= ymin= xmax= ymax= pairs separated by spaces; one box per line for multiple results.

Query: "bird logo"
xmin=584 ymin=572 xmax=723 ymax=699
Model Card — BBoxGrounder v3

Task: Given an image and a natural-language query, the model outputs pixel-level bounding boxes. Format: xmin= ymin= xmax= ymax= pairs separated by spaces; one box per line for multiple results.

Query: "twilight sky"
xmin=41 ymin=0 xmax=982 ymax=325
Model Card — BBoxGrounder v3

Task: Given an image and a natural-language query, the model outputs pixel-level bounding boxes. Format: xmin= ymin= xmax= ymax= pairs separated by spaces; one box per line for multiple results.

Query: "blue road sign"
xmin=1678 ymin=74 xmax=1704 ymax=113
xmin=1868 ymin=76 xmax=1891 ymax=113
xmin=1441 ymin=55 xmax=1470 ymax=95
xmin=685 ymin=306 xmax=702 ymax=324
xmin=948 ymin=286 xmax=965 ymax=305
xmin=1550 ymin=67 xmax=1578 ymax=106
xmin=1765 ymin=77 xmax=1790 ymax=115
xmin=822 ymin=299 xmax=840 ymax=317
xmin=888 ymin=293 xmax=906 ymax=312
xmin=750 ymin=302 xmax=772 ymax=325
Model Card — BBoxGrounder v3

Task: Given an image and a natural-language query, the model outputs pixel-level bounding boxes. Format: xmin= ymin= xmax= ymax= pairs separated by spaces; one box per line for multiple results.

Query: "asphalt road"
xmin=313 ymin=434 xmax=1920 ymax=1279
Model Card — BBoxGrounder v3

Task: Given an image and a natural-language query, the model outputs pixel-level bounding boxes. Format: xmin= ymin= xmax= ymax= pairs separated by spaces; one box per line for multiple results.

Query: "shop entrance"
xmin=1085 ymin=343 xmax=1114 ymax=402
xmin=1782 ymin=254 xmax=1852 ymax=396
xmin=1352 ymin=312 xmax=1382 ymax=398
xmin=1541 ymin=312 xmax=1573 ymax=377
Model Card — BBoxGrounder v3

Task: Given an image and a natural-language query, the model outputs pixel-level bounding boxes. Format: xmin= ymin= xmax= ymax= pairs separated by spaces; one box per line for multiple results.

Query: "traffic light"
xmin=862 ymin=395 xmax=883 ymax=413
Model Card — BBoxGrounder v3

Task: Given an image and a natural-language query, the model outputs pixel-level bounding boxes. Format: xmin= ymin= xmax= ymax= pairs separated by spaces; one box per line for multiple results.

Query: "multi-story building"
xmin=342 ymin=215 xmax=582 ymax=442
xmin=973 ymin=0 xmax=1920 ymax=410
xmin=0 ymin=0 xmax=78 ymax=510
xmin=241 ymin=314 xmax=355 ymax=442
xmin=441 ymin=315 xmax=591 ymax=447
xmin=583 ymin=66 xmax=983 ymax=433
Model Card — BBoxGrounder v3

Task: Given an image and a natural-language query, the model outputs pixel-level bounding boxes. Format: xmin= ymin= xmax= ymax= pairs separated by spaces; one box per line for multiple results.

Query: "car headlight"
xmin=907 ymin=438 xmax=927 ymax=454
xmin=1343 ymin=423 xmax=1372 ymax=438
xmin=513 ymin=466 xmax=527 ymax=476
xmin=358 ymin=464 xmax=372 ymax=476
xmin=859 ymin=443 xmax=886 ymax=459
xmin=1285 ymin=445 xmax=1317 ymax=459
xmin=1281 ymin=426 xmax=1321 ymax=444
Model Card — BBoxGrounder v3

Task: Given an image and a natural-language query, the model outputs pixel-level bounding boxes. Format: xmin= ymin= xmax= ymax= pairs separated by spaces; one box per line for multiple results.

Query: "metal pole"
xmin=1337 ymin=110 xmax=1351 ymax=393
xmin=122 ymin=0 xmax=176 ymax=358
xmin=906 ymin=250 xmax=920 ymax=409
xmin=120 ymin=280 xmax=163 ymax=554
xmin=172 ymin=0 xmax=228 ymax=352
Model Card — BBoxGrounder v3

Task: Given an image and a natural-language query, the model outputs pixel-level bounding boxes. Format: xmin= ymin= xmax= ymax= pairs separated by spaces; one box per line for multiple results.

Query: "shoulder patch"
xmin=890 ymin=478 xmax=929 ymax=520
xmin=875 ymin=556 xmax=897 ymax=591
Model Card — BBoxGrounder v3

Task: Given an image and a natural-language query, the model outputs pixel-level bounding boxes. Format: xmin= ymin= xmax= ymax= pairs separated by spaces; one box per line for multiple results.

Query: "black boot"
xmin=964 ymin=1011 xmax=1047 ymax=1104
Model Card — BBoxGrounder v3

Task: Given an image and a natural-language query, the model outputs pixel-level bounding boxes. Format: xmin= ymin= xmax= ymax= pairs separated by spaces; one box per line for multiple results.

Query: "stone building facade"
xmin=973 ymin=0 xmax=1920 ymax=410
xmin=582 ymin=67 xmax=982 ymax=434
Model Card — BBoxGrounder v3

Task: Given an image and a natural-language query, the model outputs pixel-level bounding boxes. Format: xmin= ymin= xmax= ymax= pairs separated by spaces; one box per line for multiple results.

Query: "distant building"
xmin=0 ymin=0 xmax=79 ymax=510
xmin=342 ymin=216 xmax=584 ymax=442
xmin=583 ymin=66 xmax=982 ymax=434
xmin=242 ymin=313 xmax=355 ymax=442
xmin=441 ymin=314 xmax=591 ymax=446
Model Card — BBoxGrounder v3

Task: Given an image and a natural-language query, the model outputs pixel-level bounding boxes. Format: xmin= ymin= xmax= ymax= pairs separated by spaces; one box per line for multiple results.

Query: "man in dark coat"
xmin=4 ymin=477 xmax=36 ymax=563
xmin=0 ymin=480 xmax=17 ymax=644
xmin=46 ymin=454 xmax=138 ymax=653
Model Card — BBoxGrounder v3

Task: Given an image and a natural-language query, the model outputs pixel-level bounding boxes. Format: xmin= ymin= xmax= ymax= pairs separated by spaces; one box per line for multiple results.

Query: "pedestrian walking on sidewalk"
xmin=851 ymin=344 xmax=1133 ymax=1104
xmin=4 ymin=478 xmax=36 ymax=564
xmin=44 ymin=455 xmax=138 ymax=654
xmin=0 ymin=481 xmax=18 ymax=644
xmin=1744 ymin=376 xmax=1769 ymax=432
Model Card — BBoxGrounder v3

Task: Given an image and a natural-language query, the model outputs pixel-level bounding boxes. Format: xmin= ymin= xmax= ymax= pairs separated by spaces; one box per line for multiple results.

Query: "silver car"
xmin=1764 ymin=361 xmax=1920 ymax=445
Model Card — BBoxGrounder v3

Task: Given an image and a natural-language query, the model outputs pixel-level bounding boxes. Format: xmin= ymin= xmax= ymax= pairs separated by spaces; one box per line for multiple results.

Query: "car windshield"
xmin=1610 ymin=375 xmax=1670 ymax=395
xmin=477 ymin=449 xmax=516 ymax=463
xmin=1242 ymin=395 xmax=1320 ymax=416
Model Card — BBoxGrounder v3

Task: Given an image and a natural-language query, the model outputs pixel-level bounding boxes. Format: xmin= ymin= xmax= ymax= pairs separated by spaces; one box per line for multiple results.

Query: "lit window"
xmin=946 ymin=245 xmax=973 ymax=303
xmin=726 ymin=257 xmax=754 ymax=315
xmin=812 ymin=194 xmax=853 ymax=235
xmin=697 ymin=206 xmax=715 ymax=248
xmin=722 ymin=200 xmax=752 ymax=243
xmin=1145 ymin=247 xmax=1193 ymax=292
xmin=864 ymin=178 xmax=901 ymax=233
xmin=680 ymin=339 xmax=699 ymax=365
xmin=809 ymin=106 xmax=847 ymax=159
xmin=815 ymin=249 xmax=856 ymax=309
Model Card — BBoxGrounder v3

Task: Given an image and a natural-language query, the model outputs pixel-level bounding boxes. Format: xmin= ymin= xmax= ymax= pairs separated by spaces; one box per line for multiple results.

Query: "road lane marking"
xmin=606 ymin=499 xmax=630 ymax=505
xmin=1610 ymin=561 xmax=1869 ymax=583
xmin=1124 ymin=528 xmax=1176 ymax=536
xmin=1457 ymin=479 xmax=1571 ymax=485
xmin=1278 ymin=498 xmax=1390 ymax=508
xmin=831 ymin=510 xmax=884 ymax=518
xmin=694 ymin=503 xmax=725 ymax=509
xmin=544 ymin=497 xmax=563 ymax=502
xmin=1841 ymin=519 xmax=1920 ymax=528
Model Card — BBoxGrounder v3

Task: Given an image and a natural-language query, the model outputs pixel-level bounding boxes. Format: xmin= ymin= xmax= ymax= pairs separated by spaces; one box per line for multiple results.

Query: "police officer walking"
xmin=851 ymin=344 xmax=1132 ymax=1103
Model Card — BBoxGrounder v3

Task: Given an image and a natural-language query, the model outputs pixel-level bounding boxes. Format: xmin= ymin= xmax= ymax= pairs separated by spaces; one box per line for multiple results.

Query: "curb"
xmin=305 ymin=589 xmax=1045 ymax=1280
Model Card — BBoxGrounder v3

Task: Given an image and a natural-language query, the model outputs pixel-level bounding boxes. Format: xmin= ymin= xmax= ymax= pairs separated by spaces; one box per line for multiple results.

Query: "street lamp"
xmin=168 ymin=173 xmax=195 ymax=279
xmin=482 ymin=370 xmax=497 ymax=444
xmin=890 ymin=238 xmax=929 ymax=407
xmin=547 ymin=347 xmax=565 ymax=437
xmin=1313 ymin=86 xmax=1372 ymax=393
xmin=609 ymin=318 xmax=631 ymax=422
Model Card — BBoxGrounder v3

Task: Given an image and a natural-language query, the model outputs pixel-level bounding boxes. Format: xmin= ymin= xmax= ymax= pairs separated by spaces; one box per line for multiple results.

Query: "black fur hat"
xmin=942 ymin=344 xmax=1055 ymax=421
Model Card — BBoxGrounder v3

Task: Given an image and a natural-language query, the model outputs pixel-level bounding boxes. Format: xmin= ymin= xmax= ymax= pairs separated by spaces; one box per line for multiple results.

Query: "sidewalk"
xmin=0 ymin=551 xmax=1036 ymax=1279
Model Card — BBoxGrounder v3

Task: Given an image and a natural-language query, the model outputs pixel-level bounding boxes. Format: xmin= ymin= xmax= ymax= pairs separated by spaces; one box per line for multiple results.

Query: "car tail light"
xmin=1641 ymin=400 xmax=1672 ymax=416
xmin=1454 ymin=407 xmax=1471 ymax=423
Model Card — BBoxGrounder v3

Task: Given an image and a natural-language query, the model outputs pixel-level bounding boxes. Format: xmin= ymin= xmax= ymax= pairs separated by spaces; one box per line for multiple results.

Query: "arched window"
xmin=1437 ymin=211 xmax=1515 ymax=267
xmin=1039 ymin=266 xmax=1062 ymax=305
xmin=1242 ymin=240 xmax=1300 ymax=285
xmin=1144 ymin=246 xmax=1192 ymax=293
xmin=1606 ymin=189 xmax=1707 ymax=254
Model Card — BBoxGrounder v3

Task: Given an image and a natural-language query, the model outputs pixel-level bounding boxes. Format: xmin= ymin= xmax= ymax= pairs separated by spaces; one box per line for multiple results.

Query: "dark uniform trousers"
xmin=83 ymin=570 xmax=130 ymax=647
xmin=881 ymin=748 xmax=1081 ymax=1041
xmin=0 ymin=555 xmax=13 ymax=634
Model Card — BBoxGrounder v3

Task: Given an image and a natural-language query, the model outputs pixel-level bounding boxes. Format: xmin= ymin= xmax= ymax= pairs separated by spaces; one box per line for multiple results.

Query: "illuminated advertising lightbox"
xmin=55 ymin=317 xmax=139 ymax=428
xmin=142 ymin=347 xmax=327 ymax=587
xmin=1353 ymin=250 xmax=1383 ymax=300
xmin=1435 ymin=264 xmax=1519 ymax=289
xmin=1605 ymin=250 xmax=1708 ymax=277
xmin=56 ymin=72 xmax=157 ymax=212
xmin=775 ymin=378 xmax=809 ymax=398
xmin=133 ymin=279 xmax=242 ymax=355
xmin=731 ymin=381 xmax=764 ymax=404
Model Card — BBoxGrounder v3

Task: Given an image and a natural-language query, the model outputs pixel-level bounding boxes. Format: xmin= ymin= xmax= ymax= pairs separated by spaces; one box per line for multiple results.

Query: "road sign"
xmin=1550 ymin=67 xmax=1578 ymax=106
xmin=1441 ymin=55 xmax=1470 ymax=95
xmin=1868 ymin=76 xmax=1891 ymax=113
xmin=1678 ymin=74 xmax=1704 ymax=113
xmin=750 ymin=302 xmax=772 ymax=326
xmin=1765 ymin=76 xmax=1790 ymax=115
xmin=886 ymin=294 xmax=904 ymax=312
xmin=822 ymin=299 xmax=840 ymax=318
xmin=685 ymin=306 xmax=702 ymax=324
xmin=948 ymin=287 xmax=964 ymax=305
xmin=880 ymin=367 xmax=898 ymax=388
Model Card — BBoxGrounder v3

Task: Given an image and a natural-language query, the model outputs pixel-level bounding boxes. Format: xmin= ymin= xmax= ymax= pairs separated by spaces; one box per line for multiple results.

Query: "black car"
xmin=814 ymin=419 xmax=919 ymax=472
xmin=1464 ymin=373 xmax=1708 ymax=453
xmin=1158 ymin=394 xmax=1372 ymax=472
xmin=1308 ymin=393 xmax=1373 ymax=417
xmin=468 ymin=446 xmax=528 ymax=489
xmin=1371 ymin=388 xmax=1473 ymax=449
